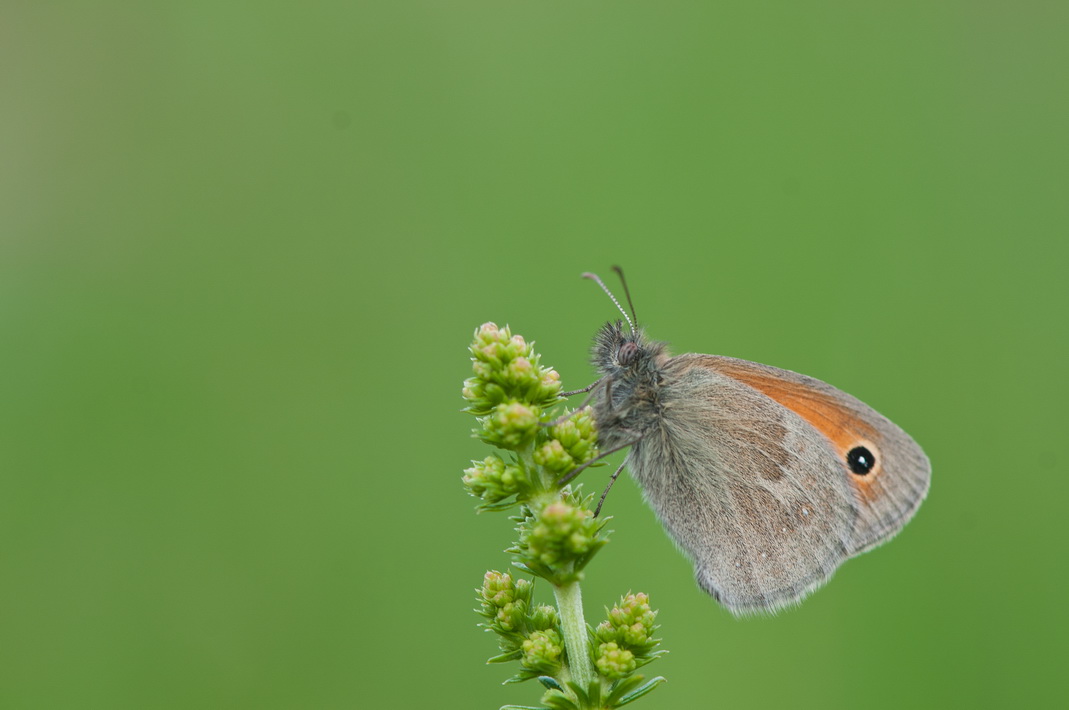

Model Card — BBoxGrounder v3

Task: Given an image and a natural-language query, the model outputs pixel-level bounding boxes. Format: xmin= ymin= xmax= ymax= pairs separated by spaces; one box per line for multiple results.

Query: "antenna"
xmin=582 ymin=271 xmax=635 ymax=333
xmin=611 ymin=265 xmax=638 ymax=329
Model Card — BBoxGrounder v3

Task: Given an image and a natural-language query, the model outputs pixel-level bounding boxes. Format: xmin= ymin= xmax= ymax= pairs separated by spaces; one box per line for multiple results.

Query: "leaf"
xmin=487 ymin=649 xmax=523 ymax=664
xmin=538 ymin=676 xmax=564 ymax=691
xmin=565 ymin=680 xmax=590 ymax=707
xmin=541 ymin=690 xmax=580 ymax=710
xmin=614 ymin=676 xmax=667 ymax=707
xmin=502 ymin=669 xmax=541 ymax=685
xmin=479 ymin=499 xmax=520 ymax=513
xmin=632 ymin=650 xmax=668 ymax=669
xmin=584 ymin=678 xmax=602 ymax=707
xmin=512 ymin=559 xmax=558 ymax=584
xmin=604 ymin=675 xmax=646 ymax=706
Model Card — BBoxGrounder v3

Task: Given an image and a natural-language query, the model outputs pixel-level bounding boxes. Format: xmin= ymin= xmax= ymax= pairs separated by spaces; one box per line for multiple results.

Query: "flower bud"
xmin=595 ymin=642 xmax=636 ymax=679
xmin=481 ymin=401 xmax=539 ymax=449
xmin=480 ymin=570 xmax=517 ymax=608
xmin=596 ymin=592 xmax=660 ymax=659
xmin=520 ymin=629 xmax=563 ymax=673
xmin=524 ymin=500 xmax=598 ymax=567
xmin=477 ymin=571 xmax=533 ymax=634
xmin=533 ymin=439 xmax=573 ymax=475
xmin=527 ymin=604 xmax=560 ymax=631
xmin=495 ymin=602 xmax=526 ymax=632
xmin=463 ymin=455 xmax=527 ymax=503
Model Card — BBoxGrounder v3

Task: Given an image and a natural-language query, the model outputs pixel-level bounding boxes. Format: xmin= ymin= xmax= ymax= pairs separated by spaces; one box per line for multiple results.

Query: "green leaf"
xmin=615 ymin=676 xmax=667 ymax=706
xmin=502 ymin=669 xmax=541 ymax=684
xmin=604 ymin=675 xmax=646 ymax=706
xmin=584 ymin=678 xmax=602 ymax=707
xmin=541 ymin=690 xmax=580 ymax=710
xmin=565 ymin=680 xmax=590 ymax=707
xmin=487 ymin=649 xmax=523 ymax=664
xmin=511 ymin=559 xmax=558 ymax=585
xmin=538 ymin=676 xmax=564 ymax=691
xmin=632 ymin=649 xmax=668 ymax=669
xmin=479 ymin=498 xmax=521 ymax=513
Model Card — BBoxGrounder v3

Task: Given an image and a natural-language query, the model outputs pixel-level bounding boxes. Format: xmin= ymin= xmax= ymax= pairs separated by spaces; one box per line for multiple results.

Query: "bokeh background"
xmin=3 ymin=3 xmax=1067 ymax=709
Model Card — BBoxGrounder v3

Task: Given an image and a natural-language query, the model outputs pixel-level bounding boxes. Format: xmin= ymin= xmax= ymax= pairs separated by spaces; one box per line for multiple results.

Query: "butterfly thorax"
xmin=590 ymin=322 xmax=670 ymax=448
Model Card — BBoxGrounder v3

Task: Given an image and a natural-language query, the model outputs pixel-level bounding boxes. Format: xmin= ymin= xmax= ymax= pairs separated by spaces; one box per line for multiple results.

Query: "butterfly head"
xmin=592 ymin=320 xmax=668 ymax=378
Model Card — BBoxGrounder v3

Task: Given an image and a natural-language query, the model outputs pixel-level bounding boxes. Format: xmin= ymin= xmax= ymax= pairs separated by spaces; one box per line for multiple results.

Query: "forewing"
xmin=704 ymin=355 xmax=931 ymax=554
xmin=627 ymin=355 xmax=859 ymax=614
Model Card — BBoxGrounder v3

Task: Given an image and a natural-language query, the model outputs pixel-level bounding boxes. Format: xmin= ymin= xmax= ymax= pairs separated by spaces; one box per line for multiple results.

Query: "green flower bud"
xmin=480 ymin=401 xmax=539 ymax=449
xmin=532 ymin=439 xmax=573 ymax=474
xmin=538 ymin=368 xmax=561 ymax=398
xmin=477 ymin=571 xmax=535 ymax=636
xmin=524 ymin=500 xmax=599 ymax=568
xmin=463 ymin=455 xmax=528 ymax=503
xmin=527 ymin=604 xmax=560 ymax=631
xmin=595 ymin=642 xmax=636 ymax=679
xmin=611 ymin=593 xmax=656 ymax=636
xmin=548 ymin=408 xmax=598 ymax=460
xmin=596 ymin=592 xmax=660 ymax=657
xmin=535 ymin=407 xmax=599 ymax=477
xmin=621 ymin=622 xmax=650 ymax=646
xmin=480 ymin=570 xmax=517 ymax=608
xmin=495 ymin=601 xmax=526 ymax=632
xmin=474 ymin=322 xmax=504 ymax=343
xmin=505 ymin=358 xmax=560 ymax=407
xmin=521 ymin=629 xmax=563 ymax=673
xmin=513 ymin=577 xmax=533 ymax=601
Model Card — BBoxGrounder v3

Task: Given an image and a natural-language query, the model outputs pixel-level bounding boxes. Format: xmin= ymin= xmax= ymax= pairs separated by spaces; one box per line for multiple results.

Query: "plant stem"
xmin=553 ymin=580 xmax=595 ymax=691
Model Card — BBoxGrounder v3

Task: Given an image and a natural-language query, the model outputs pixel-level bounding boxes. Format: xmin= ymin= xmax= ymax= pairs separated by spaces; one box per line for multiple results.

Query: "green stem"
xmin=553 ymin=580 xmax=595 ymax=691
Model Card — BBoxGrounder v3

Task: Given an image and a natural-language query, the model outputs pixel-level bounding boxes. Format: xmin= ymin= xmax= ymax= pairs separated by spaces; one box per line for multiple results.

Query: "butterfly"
xmin=563 ymin=269 xmax=931 ymax=614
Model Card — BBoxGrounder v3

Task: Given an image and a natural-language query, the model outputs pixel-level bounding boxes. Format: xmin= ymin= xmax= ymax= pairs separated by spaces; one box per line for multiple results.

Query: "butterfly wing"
xmin=705 ymin=355 xmax=931 ymax=555
xmin=626 ymin=353 xmax=929 ymax=614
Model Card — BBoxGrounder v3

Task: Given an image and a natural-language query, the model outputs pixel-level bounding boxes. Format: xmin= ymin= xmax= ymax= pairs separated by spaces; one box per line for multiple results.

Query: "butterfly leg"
xmin=555 ymin=437 xmax=641 ymax=486
xmin=561 ymin=377 xmax=604 ymax=397
xmin=594 ymin=460 xmax=627 ymax=517
xmin=542 ymin=379 xmax=604 ymax=428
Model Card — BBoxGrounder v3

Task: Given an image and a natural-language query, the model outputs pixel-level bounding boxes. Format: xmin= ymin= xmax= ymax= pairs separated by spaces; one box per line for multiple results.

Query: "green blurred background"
xmin=2 ymin=2 xmax=1066 ymax=708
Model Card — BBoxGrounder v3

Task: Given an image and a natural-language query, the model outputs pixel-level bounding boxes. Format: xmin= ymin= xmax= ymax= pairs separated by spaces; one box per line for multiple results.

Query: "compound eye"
xmin=617 ymin=341 xmax=639 ymax=366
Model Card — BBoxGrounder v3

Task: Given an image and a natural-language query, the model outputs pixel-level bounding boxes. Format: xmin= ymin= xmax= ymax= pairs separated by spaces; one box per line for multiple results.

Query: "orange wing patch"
xmin=711 ymin=359 xmax=885 ymax=501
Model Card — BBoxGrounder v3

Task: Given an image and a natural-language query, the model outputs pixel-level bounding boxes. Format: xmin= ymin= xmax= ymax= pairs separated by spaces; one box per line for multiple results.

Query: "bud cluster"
xmin=477 ymin=571 xmax=565 ymax=680
xmin=533 ymin=408 xmax=598 ymax=476
xmin=513 ymin=493 xmax=609 ymax=585
xmin=462 ymin=455 xmax=527 ymax=505
xmin=461 ymin=322 xmax=598 ymax=510
xmin=594 ymin=593 xmax=664 ymax=680
xmin=462 ymin=322 xmax=561 ymax=419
